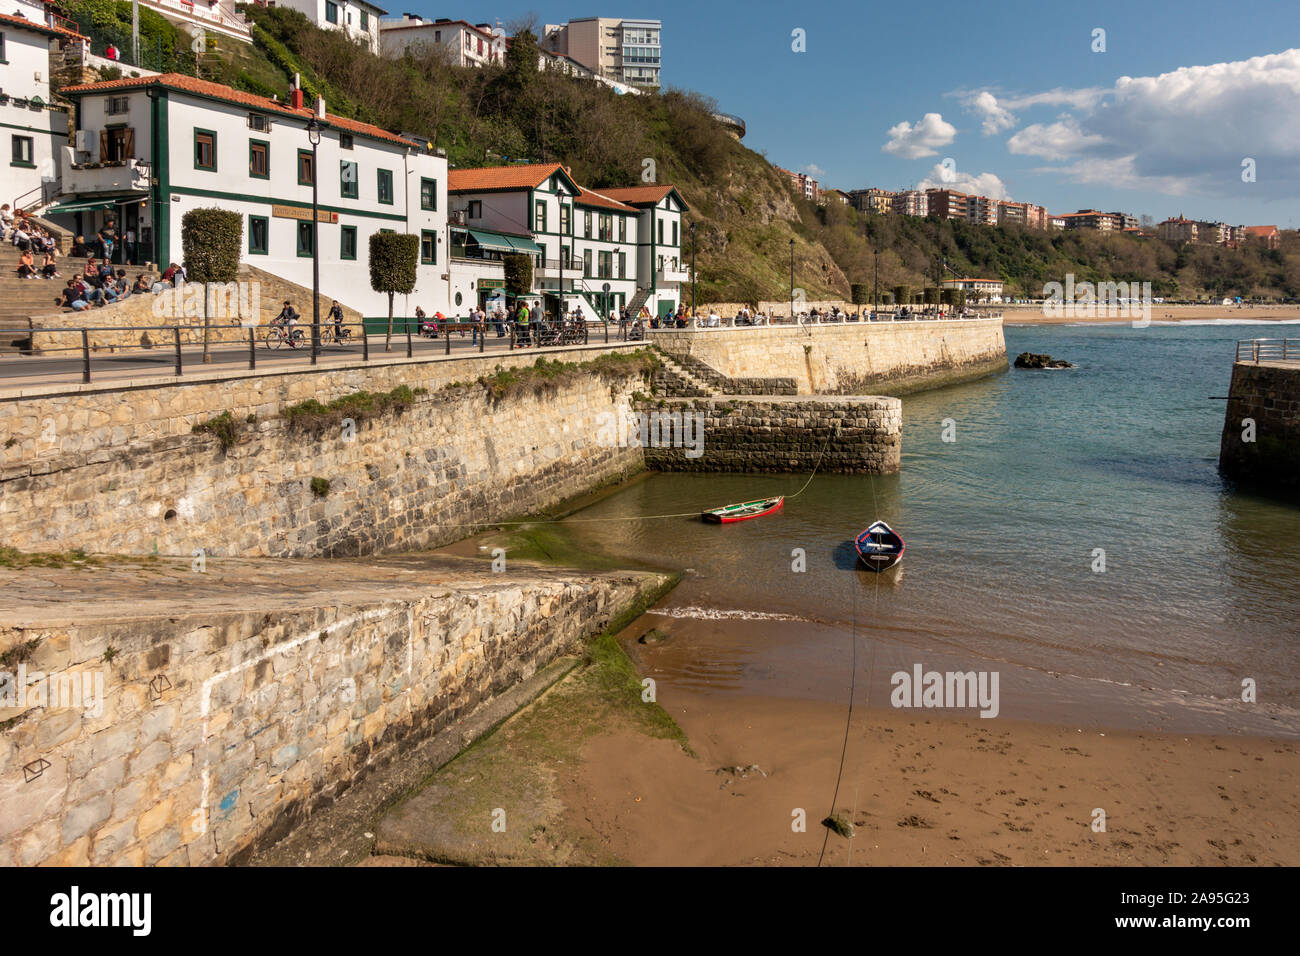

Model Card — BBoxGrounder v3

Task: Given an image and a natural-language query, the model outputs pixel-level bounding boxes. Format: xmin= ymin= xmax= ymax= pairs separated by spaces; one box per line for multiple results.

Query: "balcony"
xmin=657 ymin=263 xmax=692 ymax=283
xmin=60 ymin=150 xmax=151 ymax=195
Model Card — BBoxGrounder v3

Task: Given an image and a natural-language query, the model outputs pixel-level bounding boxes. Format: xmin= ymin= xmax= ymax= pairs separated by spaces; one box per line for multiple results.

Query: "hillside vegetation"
xmin=57 ymin=3 xmax=1300 ymax=303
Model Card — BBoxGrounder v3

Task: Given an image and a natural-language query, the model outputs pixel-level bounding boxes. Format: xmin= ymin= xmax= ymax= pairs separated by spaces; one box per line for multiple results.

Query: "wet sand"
xmin=562 ymin=685 xmax=1300 ymax=866
xmin=1003 ymin=303 xmax=1300 ymax=325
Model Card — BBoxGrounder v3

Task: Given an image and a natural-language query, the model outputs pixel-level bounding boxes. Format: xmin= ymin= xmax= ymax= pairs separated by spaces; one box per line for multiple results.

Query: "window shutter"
xmin=99 ymin=130 xmax=109 ymax=162
xmin=123 ymin=128 xmax=135 ymax=159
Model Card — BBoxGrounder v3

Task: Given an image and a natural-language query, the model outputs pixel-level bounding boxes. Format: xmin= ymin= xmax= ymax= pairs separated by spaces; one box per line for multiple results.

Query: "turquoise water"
xmin=550 ymin=323 xmax=1300 ymax=732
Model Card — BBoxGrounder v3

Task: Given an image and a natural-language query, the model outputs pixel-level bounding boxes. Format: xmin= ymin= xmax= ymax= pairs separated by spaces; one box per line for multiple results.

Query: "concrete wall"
xmin=0 ymin=565 xmax=666 ymax=866
xmin=648 ymin=319 xmax=1006 ymax=395
xmin=0 ymin=354 xmax=650 ymax=556
xmin=1219 ymin=361 xmax=1300 ymax=495
xmin=642 ymin=396 xmax=900 ymax=474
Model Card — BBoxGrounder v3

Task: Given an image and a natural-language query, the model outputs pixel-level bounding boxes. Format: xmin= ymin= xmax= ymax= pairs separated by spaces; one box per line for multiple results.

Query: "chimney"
xmin=289 ymin=87 xmax=304 ymax=110
xmin=316 ymin=95 xmax=325 ymax=118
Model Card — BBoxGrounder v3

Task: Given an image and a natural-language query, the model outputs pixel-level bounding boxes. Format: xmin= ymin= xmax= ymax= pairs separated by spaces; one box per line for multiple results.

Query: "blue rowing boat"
xmin=855 ymin=520 xmax=904 ymax=571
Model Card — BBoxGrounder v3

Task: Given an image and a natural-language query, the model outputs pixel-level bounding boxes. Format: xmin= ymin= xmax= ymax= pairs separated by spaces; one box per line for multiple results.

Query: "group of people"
xmin=4 ymin=205 xmax=60 ymax=270
xmin=69 ymin=219 xmax=133 ymax=264
xmin=53 ymin=260 xmax=187 ymax=312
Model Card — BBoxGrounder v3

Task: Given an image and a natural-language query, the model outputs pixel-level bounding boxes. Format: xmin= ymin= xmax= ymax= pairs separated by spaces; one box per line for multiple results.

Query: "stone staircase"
xmin=626 ymin=287 xmax=652 ymax=316
xmin=0 ymin=242 xmax=96 ymax=347
xmin=656 ymin=348 xmax=799 ymax=396
xmin=653 ymin=351 xmax=716 ymax=397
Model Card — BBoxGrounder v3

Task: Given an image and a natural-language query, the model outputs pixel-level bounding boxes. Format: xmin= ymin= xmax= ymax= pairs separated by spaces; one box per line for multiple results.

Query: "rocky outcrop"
xmin=1014 ymin=352 xmax=1075 ymax=369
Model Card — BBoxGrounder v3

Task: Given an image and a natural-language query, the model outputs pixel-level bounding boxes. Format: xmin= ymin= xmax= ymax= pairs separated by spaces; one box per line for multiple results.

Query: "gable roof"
xmin=598 ymin=184 xmax=690 ymax=211
xmin=447 ymin=162 xmax=579 ymax=194
xmin=58 ymin=73 xmax=419 ymax=148
xmin=574 ymin=187 xmax=637 ymax=212
xmin=0 ymin=10 xmax=88 ymax=40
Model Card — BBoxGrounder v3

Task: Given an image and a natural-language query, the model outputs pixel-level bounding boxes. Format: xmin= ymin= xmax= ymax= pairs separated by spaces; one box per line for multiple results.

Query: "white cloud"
xmin=917 ymin=164 xmax=1012 ymax=201
xmin=882 ymin=113 xmax=957 ymax=158
xmin=998 ymin=49 xmax=1300 ymax=197
xmin=964 ymin=91 xmax=1016 ymax=135
xmin=804 ymin=163 xmax=825 ymax=177
xmin=1007 ymin=119 xmax=1107 ymax=161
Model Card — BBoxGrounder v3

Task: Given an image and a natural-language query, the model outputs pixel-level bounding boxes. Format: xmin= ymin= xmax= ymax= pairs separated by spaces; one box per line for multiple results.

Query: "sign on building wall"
xmin=271 ymin=204 xmax=339 ymax=223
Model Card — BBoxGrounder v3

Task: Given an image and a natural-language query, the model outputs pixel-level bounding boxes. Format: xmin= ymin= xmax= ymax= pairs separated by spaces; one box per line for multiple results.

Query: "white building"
xmin=275 ymin=0 xmax=386 ymax=55
xmin=54 ymin=72 xmax=448 ymax=318
xmin=379 ymin=16 xmax=506 ymax=66
xmin=599 ymin=185 xmax=689 ymax=318
xmin=0 ymin=2 xmax=84 ymax=214
xmin=541 ymin=17 xmax=661 ymax=89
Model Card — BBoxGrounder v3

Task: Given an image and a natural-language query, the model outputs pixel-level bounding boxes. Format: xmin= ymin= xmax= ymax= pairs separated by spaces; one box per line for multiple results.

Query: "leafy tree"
xmin=368 ymin=232 xmax=418 ymax=351
xmin=180 ymin=208 xmax=242 ymax=362
xmin=503 ymin=254 xmax=534 ymax=298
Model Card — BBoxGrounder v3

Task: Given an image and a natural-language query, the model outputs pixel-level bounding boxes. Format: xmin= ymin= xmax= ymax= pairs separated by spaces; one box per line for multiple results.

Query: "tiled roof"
xmin=574 ymin=187 xmax=637 ymax=212
xmin=0 ymin=11 xmax=87 ymax=40
xmin=447 ymin=163 xmax=571 ymax=192
xmin=598 ymin=185 xmax=672 ymax=205
xmin=58 ymin=73 xmax=418 ymax=148
xmin=1241 ymin=225 xmax=1278 ymax=236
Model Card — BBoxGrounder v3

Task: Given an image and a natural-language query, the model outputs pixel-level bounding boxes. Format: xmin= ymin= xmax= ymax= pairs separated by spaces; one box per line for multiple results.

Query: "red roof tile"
xmin=574 ymin=187 xmax=637 ymax=212
xmin=0 ymin=10 xmax=87 ymax=40
xmin=58 ymin=73 xmax=418 ymax=148
xmin=447 ymin=163 xmax=574 ymax=192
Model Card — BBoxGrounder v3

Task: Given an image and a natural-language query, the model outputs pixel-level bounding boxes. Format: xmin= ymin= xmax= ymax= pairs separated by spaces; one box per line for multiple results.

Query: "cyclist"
xmin=327 ymin=300 xmax=347 ymax=342
xmin=273 ymin=300 xmax=302 ymax=347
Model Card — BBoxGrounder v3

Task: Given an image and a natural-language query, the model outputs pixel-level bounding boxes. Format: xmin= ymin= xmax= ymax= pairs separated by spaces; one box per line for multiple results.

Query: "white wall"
xmin=1 ymin=24 xmax=63 ymax=209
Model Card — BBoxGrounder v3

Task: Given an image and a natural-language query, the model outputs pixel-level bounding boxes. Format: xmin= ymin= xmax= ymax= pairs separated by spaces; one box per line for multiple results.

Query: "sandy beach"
xmin=562 ymin=679 xmax=1300 ymax=867
xmin=1002 ymin=303 xmax=1300 ymax=325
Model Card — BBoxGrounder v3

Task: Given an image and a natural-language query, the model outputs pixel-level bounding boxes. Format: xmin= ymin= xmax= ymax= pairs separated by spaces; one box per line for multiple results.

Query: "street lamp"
xmin=789 ymin=238 xmax=795 ymax=320
xmin=690 ymin=220 xmax=696 ymax=318
xmin=306 ymin=116 xmax=321 ymax=364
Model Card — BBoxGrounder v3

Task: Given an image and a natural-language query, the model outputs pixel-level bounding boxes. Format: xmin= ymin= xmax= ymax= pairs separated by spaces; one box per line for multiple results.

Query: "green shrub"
xmin=310 ymin=477 xmax=330 ymax=498
xmin=181 ymin=208 xmax=243 ymax=284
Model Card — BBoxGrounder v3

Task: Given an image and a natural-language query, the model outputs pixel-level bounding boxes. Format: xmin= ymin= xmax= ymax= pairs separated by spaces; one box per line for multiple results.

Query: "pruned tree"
xmin=368 ymin=232 xmax=419 ymax=351
xmin=180 ymin=207 xmax=242 ymax=363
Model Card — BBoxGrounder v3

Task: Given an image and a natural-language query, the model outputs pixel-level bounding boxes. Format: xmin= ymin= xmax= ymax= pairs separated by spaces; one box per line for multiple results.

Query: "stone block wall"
xmin=0 ymin=567 xmax=666 ymax=866
xmin=648 ymin=319 xmax=1007 ymax=395
xmin=0 ymin=367 xmax=649 ymax=557
xmin=1219 ymin=361 xmax=1300 ymax=495
xmin=641 ymin=396 xmax=901 ymax=474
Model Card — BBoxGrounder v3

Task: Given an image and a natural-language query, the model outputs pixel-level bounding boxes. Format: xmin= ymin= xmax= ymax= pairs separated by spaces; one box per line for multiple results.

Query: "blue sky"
xmin=394 ymin=1 xmax=1300 ymax=225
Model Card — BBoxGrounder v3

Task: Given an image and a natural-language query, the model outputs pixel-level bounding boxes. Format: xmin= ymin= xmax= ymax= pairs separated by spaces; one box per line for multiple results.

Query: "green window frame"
xmin=619 ymin=216 xmax=627 ymax=242
xmin=657 ymin=219 xmax=664 ymax=244
xmin=672 ymin=221 xmax=679 ymax=246
xmin=534 ymin=199 xmax=547 ymax=232
xmin=420 ymin=177 xmax=437 ymax=211
xmin=377 ymin=168 xmax=393 ymax=205
xmin=618 ymin=251 xmax=626 ymax=279
xmin=340 ymin=160 xmax=358 ymax=199
xmin=248 ymin=215 xmax=269 ymax=255
xmin=360 ymin=10 xmax=369 ymax=30
xmin=194 ymin=128 xmax=217 ymax=171
xmin=340 ymin=225 xmax=357 ymax=261
xmin=325 ymin=0 xmax=338 ymax=24
xmin=296 ymin=220 xmax=314 ymax=257
xmin=248 ymin=138 xmax=269 ymax=179
xmin=11 ymin=134 xmax=34 ymax=168
xmin=297 ymin=149 xmax=315 ymax=186
xmin=560 ymin=204 xmax=571 ymax=235
xmin=420 ymin=230 xmax=437 ymax=265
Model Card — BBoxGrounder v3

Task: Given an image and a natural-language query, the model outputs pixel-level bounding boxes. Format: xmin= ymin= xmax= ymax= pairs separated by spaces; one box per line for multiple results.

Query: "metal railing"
xmin=668 ymin=309 xmax=1004 ymax=330
xmin=1236 ymin=338 xmax=1300 ymax=363
xmin=1 ymin=315 xmax=620 ymax=385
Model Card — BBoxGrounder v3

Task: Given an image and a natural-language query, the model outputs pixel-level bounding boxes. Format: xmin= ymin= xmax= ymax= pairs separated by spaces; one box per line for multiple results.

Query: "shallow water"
xmin=549 ymin=323 xmax=1300 ymax=734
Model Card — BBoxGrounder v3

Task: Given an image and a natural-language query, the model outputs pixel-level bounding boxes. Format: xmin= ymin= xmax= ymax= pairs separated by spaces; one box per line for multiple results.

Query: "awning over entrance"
xmin=44 ymin=200 xmax=119 ymax=216
xmin=465 ymin=229 xmax=543 ymax=255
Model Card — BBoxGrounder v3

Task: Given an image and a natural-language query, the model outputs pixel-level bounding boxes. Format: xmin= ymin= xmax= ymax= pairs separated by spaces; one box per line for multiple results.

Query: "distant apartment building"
xmin=540 ymin=17 xmax=661 ymax=89
xmin=820 ymin=188 xmax=851 ymax=206
xmin=777 ymin=167 xmax=819 ymax=202
xmin=892 ymin=190 xmax=928 ymax=217
xmin=926 ymin=189 xmax=996 ymax=225
xmin=941 ymin=277 xmax=1003 ymax=300
xmin=1048 ymin=216 xmax=1066 ymax=231
xmin=1157 ymin=217 xmax=1198 ymax=243
xmin=996 ymin=200 xmax=1048 ymax=230
xmin=848 ymin=188 xmax=895 ymax=215
xmin=379 ymin=16 xmax=506 ymax=65
xmin=1240 ymin=224 xmax=1281 ymax=250
xmin=1056 ymin=209 xmax=1133 ymax=232
xmin=277 ymin=0 xmax=385 ymax=55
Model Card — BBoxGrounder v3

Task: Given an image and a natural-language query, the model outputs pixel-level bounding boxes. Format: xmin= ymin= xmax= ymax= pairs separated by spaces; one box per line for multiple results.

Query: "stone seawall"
xmin=0 ymin=558 xmax=669 ymax=866
xmin=648 ymin=319 xmax=1007 ymax=395
xmin=1219 ymin=361 xmax=1300 ymax=495
xmin=641 ymin=396 xmax=901 ymax=474
xmin=0 ymin=367 xmax=649 ymax=557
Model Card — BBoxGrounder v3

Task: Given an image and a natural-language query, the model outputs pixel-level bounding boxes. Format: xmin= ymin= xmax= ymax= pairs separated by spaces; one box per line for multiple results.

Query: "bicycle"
xmin=321 ymin=323 xmax=353 ymax=346
xmin=265 ymin=323 xmax=304 ymax=349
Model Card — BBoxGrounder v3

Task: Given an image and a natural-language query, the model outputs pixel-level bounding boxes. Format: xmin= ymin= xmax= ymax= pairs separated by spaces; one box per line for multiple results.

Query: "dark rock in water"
xmin=1014 ymin=352 xmax=1075 ymax=369
xmin=638 ymin=628 xmax=669 ymax=645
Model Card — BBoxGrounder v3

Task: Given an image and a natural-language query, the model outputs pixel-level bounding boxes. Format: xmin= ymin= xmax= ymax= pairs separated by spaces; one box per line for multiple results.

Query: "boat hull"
xmin=855 ymin=520 xmax=905 ymax=572
xmin=702 ymin=496 xmax=785 ymax=524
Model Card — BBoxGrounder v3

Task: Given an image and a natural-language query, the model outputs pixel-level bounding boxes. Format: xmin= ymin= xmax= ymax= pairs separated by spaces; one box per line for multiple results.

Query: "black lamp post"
xmin=789 ymin=238 xmax=795 ymax=320
xmin=690 ymin=220 xmax=696 ymax=317
xmin=306 ymin=116 xmax=321 ymax=364
xmin=873 ymin=250 xmax=879 ymax=319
